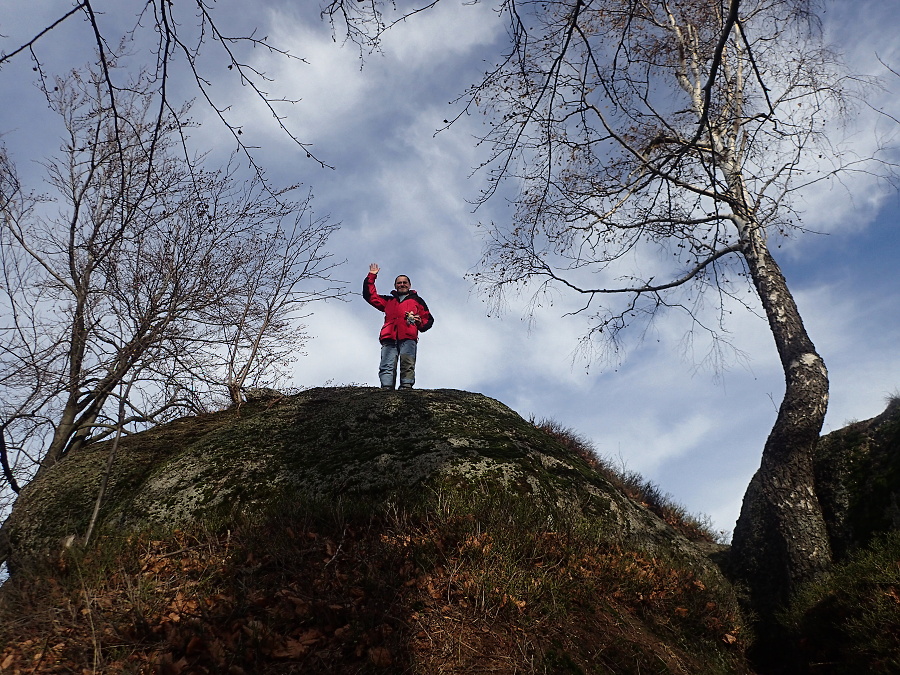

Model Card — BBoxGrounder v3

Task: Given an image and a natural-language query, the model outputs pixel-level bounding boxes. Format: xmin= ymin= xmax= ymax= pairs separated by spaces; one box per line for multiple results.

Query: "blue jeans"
xmin=379 ymin=339 xmax=417 ymax=388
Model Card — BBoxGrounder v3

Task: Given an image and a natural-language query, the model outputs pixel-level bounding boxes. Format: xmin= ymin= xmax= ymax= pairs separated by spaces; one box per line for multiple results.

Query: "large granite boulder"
xmin=5 ymin=387 xmax=722 ymax=578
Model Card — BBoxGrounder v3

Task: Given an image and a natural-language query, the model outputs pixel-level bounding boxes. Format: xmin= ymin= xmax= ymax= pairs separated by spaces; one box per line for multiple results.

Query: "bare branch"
xmin=0 ymin=4 xmax=88 ymax=66
xmin=0 ymin=67 xmax=345 ymax=483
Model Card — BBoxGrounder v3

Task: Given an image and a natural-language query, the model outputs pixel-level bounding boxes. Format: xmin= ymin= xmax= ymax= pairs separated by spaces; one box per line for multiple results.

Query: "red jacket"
xmin=363 ymin=273 xmax=434 ymax=342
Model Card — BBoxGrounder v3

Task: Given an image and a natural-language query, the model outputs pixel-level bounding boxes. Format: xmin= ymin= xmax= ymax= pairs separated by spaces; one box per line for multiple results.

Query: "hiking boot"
xmin=398 ymin=384 xmax=413 ymax=390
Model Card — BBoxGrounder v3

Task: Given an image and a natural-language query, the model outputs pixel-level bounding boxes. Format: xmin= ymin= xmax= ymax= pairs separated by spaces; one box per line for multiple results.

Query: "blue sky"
xmin=1 ymin=0 xmax=898 ymax=538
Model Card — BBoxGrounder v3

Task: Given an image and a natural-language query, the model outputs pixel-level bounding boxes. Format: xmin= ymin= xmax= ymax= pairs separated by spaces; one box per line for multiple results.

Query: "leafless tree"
xmin=0 ymin=67 xmax=342 ymax=513
xmin=322 ymin=0 xmax=443 ymax=55
xmin=191 ymin=199 xmax=341 ymax=405
xmin=464 ymin=0 xmax=864 ymax=625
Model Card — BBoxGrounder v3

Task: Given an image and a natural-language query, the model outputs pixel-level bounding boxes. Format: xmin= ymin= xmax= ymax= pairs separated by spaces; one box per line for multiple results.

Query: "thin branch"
xmin=0 ymin=3 xmax=88 ymax=66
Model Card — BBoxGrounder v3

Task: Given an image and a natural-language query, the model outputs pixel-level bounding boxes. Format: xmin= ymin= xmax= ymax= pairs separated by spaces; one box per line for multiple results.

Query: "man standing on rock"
xmin=363 ymin=263 xmax=434 ymax=390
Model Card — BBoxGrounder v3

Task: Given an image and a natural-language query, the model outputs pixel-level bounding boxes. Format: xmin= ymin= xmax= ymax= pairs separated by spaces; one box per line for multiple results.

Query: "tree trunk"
xmin=731 ymin=220 xmax=832 ymax=625
xmin=40 ymin=289 xmax=91 ymax=474
xmin=41 ymin=395 xmax=82 ymax=473
xmin=0 ymin=519 xmax=9 ymax=569
xmin=41 ymin=337 xmax=135 ymax=474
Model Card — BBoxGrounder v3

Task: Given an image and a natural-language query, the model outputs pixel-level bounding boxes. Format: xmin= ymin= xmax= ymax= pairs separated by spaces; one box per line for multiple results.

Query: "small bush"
xmin=783 ymin=530 xmax=900 ymax=673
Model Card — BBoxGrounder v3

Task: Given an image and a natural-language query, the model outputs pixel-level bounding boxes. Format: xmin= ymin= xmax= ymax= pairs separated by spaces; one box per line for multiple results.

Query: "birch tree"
xmin=458 ymin=0 xmax=854 ymax=625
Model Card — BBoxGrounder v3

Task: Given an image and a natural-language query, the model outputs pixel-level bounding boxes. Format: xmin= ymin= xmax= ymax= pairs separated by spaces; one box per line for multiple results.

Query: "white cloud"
xmin=379 ymin=1 xmax=503 ymax=61
xmin=187 ymin=0 xmax=900 ymax=539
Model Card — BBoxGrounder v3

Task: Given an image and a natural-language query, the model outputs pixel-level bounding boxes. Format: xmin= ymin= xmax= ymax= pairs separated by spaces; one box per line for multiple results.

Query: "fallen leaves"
xmin=270 ymin=629 xmax=323 ymax=658
xmin=0 ymin=504 xmax=748 ymax=674
xmin=368 ymin=646 xmax=392 ymax=667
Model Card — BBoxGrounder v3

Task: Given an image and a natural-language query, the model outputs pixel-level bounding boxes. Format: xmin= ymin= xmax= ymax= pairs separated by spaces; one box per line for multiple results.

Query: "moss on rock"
xmin=7 ymin=387 xmax=722 ymax=580
xmin=814 ymin=398 xmax=900 ymax=561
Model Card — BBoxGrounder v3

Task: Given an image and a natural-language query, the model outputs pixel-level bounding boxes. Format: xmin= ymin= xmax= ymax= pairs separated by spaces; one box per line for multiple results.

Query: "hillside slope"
xmin=0 ymin=387 xmax=750 ymax=673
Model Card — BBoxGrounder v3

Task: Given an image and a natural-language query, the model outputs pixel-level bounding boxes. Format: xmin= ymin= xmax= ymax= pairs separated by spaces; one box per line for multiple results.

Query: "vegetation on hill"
xmin=0 ymin=387 xmax=749 ymax=674
xmin=780 ymin=530 xmax=900 ymax=674
xmin=2 ymin=388 xmax=899 ymax=673
xmin=0 ymin=479 xmax=748 ymax=674
xmin=533 ymin=418 xmax=723 ymax=545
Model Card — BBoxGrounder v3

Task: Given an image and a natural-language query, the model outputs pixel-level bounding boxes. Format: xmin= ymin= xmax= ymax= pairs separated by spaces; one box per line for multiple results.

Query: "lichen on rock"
xmin=5 ymin=387 xmax=723 ymax=580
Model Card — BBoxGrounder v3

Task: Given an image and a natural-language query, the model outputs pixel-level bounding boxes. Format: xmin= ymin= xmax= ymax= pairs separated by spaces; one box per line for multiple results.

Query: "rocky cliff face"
xmin=6 ymin=387 xmax=719 ymax=576
xmin=814 ymin=397 xmax=900 ymax=561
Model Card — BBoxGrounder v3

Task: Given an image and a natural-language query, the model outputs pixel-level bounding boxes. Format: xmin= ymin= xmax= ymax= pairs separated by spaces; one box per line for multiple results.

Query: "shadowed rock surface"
xmin=814 ymin=397 xmax=900 ymax=561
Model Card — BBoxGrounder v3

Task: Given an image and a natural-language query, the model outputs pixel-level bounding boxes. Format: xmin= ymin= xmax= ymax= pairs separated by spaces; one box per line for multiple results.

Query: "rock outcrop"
xmin=6 ymin=387 xmax=720 ymax=577
xmin=0 ymin=387 xmax=758 ymax=675
xmin=814 ymin=397 xmax=900 ymax=561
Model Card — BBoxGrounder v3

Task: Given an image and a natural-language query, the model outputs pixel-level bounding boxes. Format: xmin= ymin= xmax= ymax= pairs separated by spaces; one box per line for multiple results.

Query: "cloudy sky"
xmin=1 ymin=0 xmax=898 ymax=538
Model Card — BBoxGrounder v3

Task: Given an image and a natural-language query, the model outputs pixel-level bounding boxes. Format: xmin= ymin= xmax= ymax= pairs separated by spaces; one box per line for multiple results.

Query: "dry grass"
xmin=0 ymin=483 xmax=750 ymax=674
xmin=780 ymin=530 xmax=900 ymax=674
xmin=531 ymin=417 xmax=723 ymax=543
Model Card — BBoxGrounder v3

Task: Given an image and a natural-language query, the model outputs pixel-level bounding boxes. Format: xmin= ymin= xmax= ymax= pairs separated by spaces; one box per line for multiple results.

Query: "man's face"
xmin=394 ymin=277 xmax=411 ymax=291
